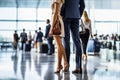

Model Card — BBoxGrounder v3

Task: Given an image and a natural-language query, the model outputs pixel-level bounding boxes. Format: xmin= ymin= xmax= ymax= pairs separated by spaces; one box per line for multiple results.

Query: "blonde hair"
xmin=83 ymin=10 xmax=90 ymax=22
xmin=51 ymin=0 xmax=64 ymax=9
xmin=61 ymin=0 xmax=65 ymax=3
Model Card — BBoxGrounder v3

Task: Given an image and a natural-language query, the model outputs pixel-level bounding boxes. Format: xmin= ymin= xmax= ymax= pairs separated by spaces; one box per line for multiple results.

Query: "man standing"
xmin=36 ymin=27 xmax=43 ymax=53
xmin=44 ymin=19 xmax=53 ymax=55
xmin=61 ymin=0 xmax=85 ymax=73
xmin=20 ymin=29 xmax=27 ymax=51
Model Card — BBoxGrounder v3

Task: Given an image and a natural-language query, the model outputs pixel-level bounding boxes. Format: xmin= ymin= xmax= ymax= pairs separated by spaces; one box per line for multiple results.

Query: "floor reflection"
xmin=43 ymin=56 xmax=55 ymax=80
xmin=82 ymin=61 xmax=88 ymax=80
xmin=11 ymin=52 xmax=18 ymax=75
xmin=21 ymin=52 xmax=31 ymax=80
xmin=0 ymin=48 xmax=120 ymax=80
xmin=33 ymin=53 xmax=41 ymax=76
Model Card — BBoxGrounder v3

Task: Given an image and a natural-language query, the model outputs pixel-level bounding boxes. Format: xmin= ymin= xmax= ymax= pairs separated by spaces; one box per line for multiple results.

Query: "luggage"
xmin=105 ymin=42 xmax=112 ymax=49
xmin=87 ymin=39 xmax=95 ymax=52
xmin=94 ymin=40 xmax=100 ymax=52
xmin=25 ymin=42 xmax=31 ymax=52
xmin=113 ymin=45 xmax=117 ymax=51
xmin=87 ymin=39 xmax=100 ymax=53
xmin=52 ymin=44 xmax=55 ymax=53
xmin=40 ymin=43 xmax=48 ymax=53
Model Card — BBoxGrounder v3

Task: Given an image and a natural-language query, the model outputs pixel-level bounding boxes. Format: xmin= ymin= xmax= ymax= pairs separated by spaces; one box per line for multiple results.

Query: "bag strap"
xmin=80 ymin=19 xmax=85 ymax=30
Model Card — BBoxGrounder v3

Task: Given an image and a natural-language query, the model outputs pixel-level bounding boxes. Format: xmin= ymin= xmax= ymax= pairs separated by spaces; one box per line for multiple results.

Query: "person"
xmin=20 ymin=28 xmax=27 ymax=51
xmin=26 ymin=31 xmax=32 ymax=52
xmin=33 ymin=30 xmax=38 ymax=52
xmin=13 ymin=30 xmax=19 ymax=51
xmin=61 ymin=0 xmax=85 ymax=73
xmin=80 ymin=10 xmax=92 ymax=61
xmin=36 ymin=27 xmax=43 ymax=53
xmin=49 ymin=0 xmax=69 ymax=73
xmin=44 ymin=19 xmax=54 ymax=55
xmin=28 ymin=31 xmax=32 ymax=46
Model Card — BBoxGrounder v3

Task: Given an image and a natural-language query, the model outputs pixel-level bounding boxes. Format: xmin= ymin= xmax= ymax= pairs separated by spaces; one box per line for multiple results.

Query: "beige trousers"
xmin=37 ymin=42 xmax=42 ymax=52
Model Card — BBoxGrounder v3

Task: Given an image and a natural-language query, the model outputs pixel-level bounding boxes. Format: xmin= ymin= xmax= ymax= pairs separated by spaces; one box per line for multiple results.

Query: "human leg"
xmin=60 ymin=40 xmax=69 ymax=72
xmin=47 ymin=39 xmax=51 ymax=55
xmin=21 ymin=41 xmax=24 ymax=50
xmin=63 ymin=19 xmax=71 ymax=64
xmin=81 ymin=37 xmax=87 ymax=60
xmin=37 ymin=42 xmax=40 ymax=52
xmin=81 ymin=29 xmax=90 ymax=60
xmin=54 ymin=36 xmax=63 ymax=73
xmin=39 ymin=42 xmax=42 ymax=53
xmin=70 ymin=19 xmax=82 ymax=73
xmin=49 ymin=39 xmax=53 ymax=54
xmin=62 ymin=46 xmax=69 ymax=72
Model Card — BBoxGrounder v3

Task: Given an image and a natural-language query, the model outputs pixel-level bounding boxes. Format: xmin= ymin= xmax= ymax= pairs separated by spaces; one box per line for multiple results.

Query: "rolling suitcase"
xmin=94 ymin=40 xmax=100 ymax=52
xmin=87 ymin=39 xmax=95 ymax=52
xmin=40 ymin=43 xmax=48 ymax=53
xmin=25 ymin=41 xmax=31 ymax=52
xmin=87 ymin=39 xmax=100 ymax=53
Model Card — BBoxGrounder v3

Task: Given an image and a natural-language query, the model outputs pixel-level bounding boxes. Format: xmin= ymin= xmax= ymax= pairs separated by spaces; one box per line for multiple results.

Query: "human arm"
xmin=79 ymin=0 xmax=85 ymax=17
xmin=45 ymin=25 xmax=50 ymax=38
xmin=89 ymin=21 xmax=92 ymax=34
xmin=49 ymin=2 xmax=59 ymax=36
xmin=89 ymin=20 xmax=93 ymax=38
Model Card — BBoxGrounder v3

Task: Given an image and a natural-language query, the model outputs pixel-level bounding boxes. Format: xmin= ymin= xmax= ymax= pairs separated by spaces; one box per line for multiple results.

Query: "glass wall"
xmin=0 ymin=8 xmax=52 ymax=41
xmin=0 ymin=0 xmax=120 ymax=42
xmin=0 ymin=8 xmax=16 ymax=20
xmin=89 ymin=9 xmax=120 ymax=36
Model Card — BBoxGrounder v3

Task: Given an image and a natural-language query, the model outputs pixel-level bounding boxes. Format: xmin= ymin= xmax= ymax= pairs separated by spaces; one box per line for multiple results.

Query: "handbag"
xmin=52 ymin=16 xmax=61 ymax=35
xmin=79 ymin=19 xmax=86 ymax=34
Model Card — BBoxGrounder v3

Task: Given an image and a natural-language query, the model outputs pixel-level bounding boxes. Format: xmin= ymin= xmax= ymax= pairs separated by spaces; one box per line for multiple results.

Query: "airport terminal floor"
xmin=0 ymin=48 xmax=120 ymax=80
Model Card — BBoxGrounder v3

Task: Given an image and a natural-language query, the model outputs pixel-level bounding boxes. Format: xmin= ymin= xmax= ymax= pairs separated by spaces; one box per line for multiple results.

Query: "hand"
xmin=44 ymin=37 xmax=46 ymax=40
xmin=49 ymin=30 xmax=53 ymax=37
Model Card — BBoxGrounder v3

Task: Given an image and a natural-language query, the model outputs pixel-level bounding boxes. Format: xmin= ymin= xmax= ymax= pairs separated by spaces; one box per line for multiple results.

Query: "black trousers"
xmin=80 ymin=29 xmax=90 ymax=54
xmin=21 ymin=41 xmax=26 ymax=51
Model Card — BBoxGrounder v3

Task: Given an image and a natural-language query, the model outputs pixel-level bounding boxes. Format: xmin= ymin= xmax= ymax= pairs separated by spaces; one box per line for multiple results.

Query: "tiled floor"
xmin=0 ymin=48 xmax=120 ymax=80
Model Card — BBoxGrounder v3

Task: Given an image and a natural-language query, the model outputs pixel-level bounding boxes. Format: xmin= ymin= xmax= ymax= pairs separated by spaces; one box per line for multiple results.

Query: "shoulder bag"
xmin=52 ymin=15 xmax=61 ymax=35
xmin=79 ymin=19 xmax=86 ymax=34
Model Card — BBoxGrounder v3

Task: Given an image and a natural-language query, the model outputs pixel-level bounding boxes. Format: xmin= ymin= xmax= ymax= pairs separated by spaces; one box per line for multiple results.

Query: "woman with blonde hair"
xmin=49 ymin=0 xmax=69 ymax=73
xmin=80 ymin=10 xmax=92 ymax=60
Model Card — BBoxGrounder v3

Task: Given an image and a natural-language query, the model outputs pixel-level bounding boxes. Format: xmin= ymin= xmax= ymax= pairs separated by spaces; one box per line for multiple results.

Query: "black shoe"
xmin=72 ymin=69 xmax=82 ymax=74
xmin=48 ymin=53 xmax=52 ymax=55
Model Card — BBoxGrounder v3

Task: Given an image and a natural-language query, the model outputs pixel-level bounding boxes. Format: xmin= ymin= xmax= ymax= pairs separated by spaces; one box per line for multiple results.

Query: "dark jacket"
xmin=20 ymin=32 xmax=27 ymax=42
xmin=14 ymin=33 xmax=19 ymax=42
xmin=36 ymin=31 xmax=43 ymax=42
xmin=61 ymin=0 xmax=85 ymax=18
xmin=44 ymin=24 xmax=53 ymax=40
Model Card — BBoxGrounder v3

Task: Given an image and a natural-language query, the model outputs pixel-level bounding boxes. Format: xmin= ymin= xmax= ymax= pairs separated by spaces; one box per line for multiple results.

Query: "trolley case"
xmin=25 ymin=41 xmax=31 ymax=52
xmin=94 ymin=40 xmax=100 ymax=52
xmin=25 ymin=43 xmax=31 ymax=52
xmin=87 ymin=39 xmax=100 ymax=53
xmin=40 ymin=43 xmax=48 ymax=53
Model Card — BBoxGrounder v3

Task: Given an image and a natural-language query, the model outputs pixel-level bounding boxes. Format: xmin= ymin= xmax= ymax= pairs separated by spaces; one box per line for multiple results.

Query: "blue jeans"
xmin=63 ymin=18 xmax=82 ymax=69
xmin=47 ymin=38 xmax=53 ymax=55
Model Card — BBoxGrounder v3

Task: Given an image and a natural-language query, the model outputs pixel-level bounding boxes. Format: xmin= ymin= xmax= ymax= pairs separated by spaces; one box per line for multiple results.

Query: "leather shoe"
xmin=72 ymin=69 xmax=82 ymax=73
